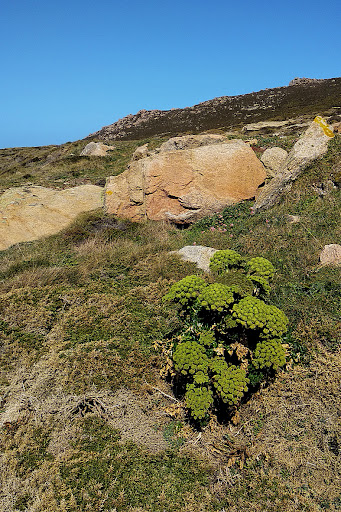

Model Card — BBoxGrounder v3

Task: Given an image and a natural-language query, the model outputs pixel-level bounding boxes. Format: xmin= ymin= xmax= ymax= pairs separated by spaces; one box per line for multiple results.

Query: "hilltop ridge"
xmin=89 ymin=77 xmax=341 ymax=141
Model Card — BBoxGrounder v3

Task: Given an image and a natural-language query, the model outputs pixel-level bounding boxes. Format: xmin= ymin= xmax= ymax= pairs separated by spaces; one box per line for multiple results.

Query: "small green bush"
xmin=163 ymin=249 xmax=289 ymax=424
xmin=212 ymin=364 xmax=250 ymax=406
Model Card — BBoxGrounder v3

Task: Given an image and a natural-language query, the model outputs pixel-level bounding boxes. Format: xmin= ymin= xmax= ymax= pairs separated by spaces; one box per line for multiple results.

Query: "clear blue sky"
xmin=1 ymin=0 xmax=340 ymax=148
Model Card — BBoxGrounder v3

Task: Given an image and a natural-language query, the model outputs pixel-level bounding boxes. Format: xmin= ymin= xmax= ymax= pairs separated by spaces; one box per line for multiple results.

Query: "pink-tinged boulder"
xmin=319 ymin=244 xmax=341 ymax=266
xmin=105 ymin=138 xmax=266 ymax=224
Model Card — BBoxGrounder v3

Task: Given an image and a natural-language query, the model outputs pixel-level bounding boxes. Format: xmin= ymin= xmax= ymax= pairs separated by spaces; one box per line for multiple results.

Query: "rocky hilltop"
xmin=89 ymin=77 xmax=341 ymax=141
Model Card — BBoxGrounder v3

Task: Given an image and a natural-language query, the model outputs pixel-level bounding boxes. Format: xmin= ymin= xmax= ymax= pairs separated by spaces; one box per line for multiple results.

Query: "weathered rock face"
xmin=254 ymin=117 xmax=335 ymax=210
xmin=158 ymin=134 xmax=227 ymax=152
xmin=261 ymin=147 xmax=288 ymax=176
xmin=105 ymin=137 xmax=266 ymax=224
xmin=172 ymin=245 xmax=218 ymax=272
xmin=319 ymin=244 xmax=341 ymax=266
xmin=0 ymin=185 xmax=103 ymax=251
xmin=80 ymin=142 xmax=115 ymax=156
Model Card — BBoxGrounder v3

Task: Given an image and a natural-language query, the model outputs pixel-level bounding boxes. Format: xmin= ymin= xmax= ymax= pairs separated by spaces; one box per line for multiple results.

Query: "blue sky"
xmin=1 ymin=0 xmax=340 ymax=148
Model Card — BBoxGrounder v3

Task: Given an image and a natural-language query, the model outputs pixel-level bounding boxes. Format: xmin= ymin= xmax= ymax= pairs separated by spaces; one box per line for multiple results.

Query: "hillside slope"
xmin=0 ymin=85 xmax=340 ymax=512
xmin=89 ymin=77 xmax=341 ymax=141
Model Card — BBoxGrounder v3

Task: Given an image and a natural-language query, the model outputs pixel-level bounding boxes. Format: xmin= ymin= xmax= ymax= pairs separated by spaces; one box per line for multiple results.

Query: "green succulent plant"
xmin=185 ymin=384 xmax=214 ymax=420
xmin=232 ymin=296 xmax=289 ymax=339
xmin=162 ymin=275 xmax=207 ymax=307
xmin=246 ymin=257 xmax=275 ymax=280
xmin=253 ymin=338 xmax=286 ymax=370
xmin=198 ymin=283 xmax=235 ymax=312
xmin=172 ymin=340 xmax=209 ymax=376
xmin=209 ymin=249 xmax=244 ymax=274
xmin=212 ymin=364 xmax=250 ymax=406
xmin=198 ymin=330 xmax=215 ymax=347
xmin=162 ymin=249 xmax=289 ymax=424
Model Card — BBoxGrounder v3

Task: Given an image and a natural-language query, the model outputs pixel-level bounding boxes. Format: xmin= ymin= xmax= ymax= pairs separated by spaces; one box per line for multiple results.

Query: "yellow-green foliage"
xmin=173 ymin=340 xmax=209 ymax=376
xmin=247 ymin=274 xmax=271 ymax=295
xmin=209 ymin=249 xmax=244 ymax=274
xmin=198 ymin=283 xmax=235 ymax=312
xmin=185 ymin=384 xmax=214 ymax=420
xmin=163 ymin=249 xmax=289 ymax=422
xmin=162 ymin=275 xmax=207 ymax=306
xmin=253 ymin=338 xmax=286 ymax=370
xmin=198 ymin=330 xmax=215 ymax=347
xmin=261 ymin=304 xmax=289 ymax=339
xmin=246 ymin=256 xmax=275 ymax=280
xmin=232 ymin=296 xmax=289 ymax=338
xmin=232 ymin=296 xmax=268 ymax=330
xmin=212 ymin=364 xmax=250 ymax=406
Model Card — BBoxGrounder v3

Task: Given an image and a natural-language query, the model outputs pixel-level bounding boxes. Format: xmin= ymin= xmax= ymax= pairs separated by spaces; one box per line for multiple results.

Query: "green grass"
xmin=0 ymin=132 xmax=340 ymax=511
xmin=0 ymin=136 xmax=167 ymax=192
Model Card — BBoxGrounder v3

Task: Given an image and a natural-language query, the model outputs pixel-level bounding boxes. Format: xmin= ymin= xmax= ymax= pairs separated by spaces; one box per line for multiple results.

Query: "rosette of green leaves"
xmin=246 ymin=257 xmax=275 ymax=280
xmin=185 ymin=384 xmax=214 ymax=420
xmin=212 ymin=365 xmax=250 ymax=406
xmin=162 ymin=275 xmax=207 ymax=307
xmin=232 ymin=296 xmax=269 ymax=331
xmin=253 ymin=338 xmax=286 ymax=370
xmin=173 ymin=340 xmax=209 ymax=377
xmin=232 ymin=296 xmax=288 ymax=339
xmin=260 ymin=305 xmax=289 ymax=340
xmin=198 ymin=283 xmax=235 ymax=313
xmin=209 ymin=250 xmax=244 ymax=274
xmin=198 ymin=330 xmax=215 ymax=347
xmin=209 ymin=357 xmax=229 ymax=375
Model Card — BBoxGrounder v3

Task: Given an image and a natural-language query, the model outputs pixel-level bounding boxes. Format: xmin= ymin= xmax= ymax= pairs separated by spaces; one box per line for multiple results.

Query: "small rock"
xmin=319 ymin=244 xmax=341 ymax=266
xmin=287 ymin=215 xmax=300 ymax=223
xmin=172 ymin=245 xmax=218 ymax=272
xmin=261 ymin=147 xmax=288 ymax=176
xmin=332 ymin=122 xmax=341 ymax=134
xmin=80 ymin=142 xmax=115 ymax=156
xmin=132 ymin=143 xmax=150 ymax=161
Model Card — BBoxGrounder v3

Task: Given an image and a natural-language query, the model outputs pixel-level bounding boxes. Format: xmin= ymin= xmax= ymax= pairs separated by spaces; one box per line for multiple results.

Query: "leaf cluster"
xmin=162 ymin=249 xmax=289 ymax=423
xmin=253 ymin=338 xmax=286 ymax=370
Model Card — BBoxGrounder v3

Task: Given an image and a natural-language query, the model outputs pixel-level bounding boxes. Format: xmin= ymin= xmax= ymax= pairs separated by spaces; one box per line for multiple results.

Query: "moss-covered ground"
xmin=0 ymin=131 xmax=340 ymax=511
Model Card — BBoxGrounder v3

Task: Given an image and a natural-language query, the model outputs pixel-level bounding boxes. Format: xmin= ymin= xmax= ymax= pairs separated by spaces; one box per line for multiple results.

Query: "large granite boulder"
xmin=0 ymin=185 xmax=103 ymax=251
xmin=254 ymin=117 xmax=335 ymax=210
xmin=105 ymin=136 xmax=266 ymax=224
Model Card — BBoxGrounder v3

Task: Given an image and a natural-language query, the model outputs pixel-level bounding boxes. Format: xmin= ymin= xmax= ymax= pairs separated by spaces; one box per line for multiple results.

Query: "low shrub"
xmin=162 ymin=249 xmax=289 ymax=425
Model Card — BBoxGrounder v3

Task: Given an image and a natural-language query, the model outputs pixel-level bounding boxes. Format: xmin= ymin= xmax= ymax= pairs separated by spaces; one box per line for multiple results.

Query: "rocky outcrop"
xmin=254 ymin=117 xmax=335 ymax=211
xmin=319 ymin=244 xmax=341 ymax=266
xmin=88 ymin=78 xmax=341 ymax=141
xmin=0 ymin=185 xmax=103 ymax=251
xmin=261 ymin=147 xmax=288 ymax=176
xmin=80 ymin=142 xmax=115 ymax=156
xmin=105 ymin=136 xmax=266 ymax=224
xmin=158 ymin=134 xmax=227 ymax=152
xmin=289 ymin=77 xmax=324 ymax=86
